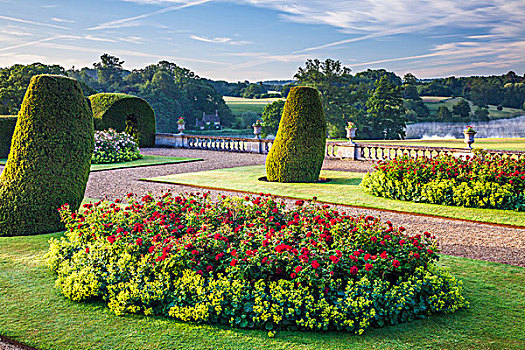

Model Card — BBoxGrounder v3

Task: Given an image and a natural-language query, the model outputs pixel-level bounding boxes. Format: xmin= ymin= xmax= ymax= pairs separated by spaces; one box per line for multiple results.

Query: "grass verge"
xmin=0 ymin=155 xmax=202 ymax=171
xmin=141 ymin=165 xmax=525 ymax=227
xmin=0 ymin=232 xmax=523 ymax=350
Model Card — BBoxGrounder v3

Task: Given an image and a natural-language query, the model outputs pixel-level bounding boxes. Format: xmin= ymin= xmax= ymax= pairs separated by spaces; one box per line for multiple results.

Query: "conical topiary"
xmin=0 ymin=75 xmax=94 ymax=236
xmin=265 ymin=86 xmax=326 ymax=182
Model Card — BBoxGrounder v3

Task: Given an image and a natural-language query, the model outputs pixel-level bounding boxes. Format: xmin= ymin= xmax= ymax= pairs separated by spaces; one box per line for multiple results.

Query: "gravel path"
xmin=85 ymin=148 xmax=524 ymax=267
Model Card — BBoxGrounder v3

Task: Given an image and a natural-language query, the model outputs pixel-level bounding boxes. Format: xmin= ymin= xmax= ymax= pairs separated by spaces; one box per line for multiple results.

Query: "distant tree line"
xmin=0 ymin=55 xmax=233 ymax=132
xmin=1 ymin=56 xmax=524 ymax=139
xmin=205 ymin=79 xmax=293 ymax=99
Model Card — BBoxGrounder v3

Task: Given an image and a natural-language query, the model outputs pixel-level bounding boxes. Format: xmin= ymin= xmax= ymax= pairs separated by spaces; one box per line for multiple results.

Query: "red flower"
xmin=295 ymin=266 xmax=302 ymax=273
xmin=230 ymin=259 xmax=237 ymax=267
xmin=414 ymin=253 xmax=420 ymax=259
xmin=311 ymin=260 xmax=320 ymax=269
xmin=206 ymin=265 xmax=213 ymax=272
xmin=392 ymin=260 xmax=401 ymax=268
xmin=107 ymin=235 xmax=116 ymax=244
xmin=349 ymin=266 xmax=358 ymax=275
xmin=329 ymin=255 xmax=340 ymax=264
xmin=290 ymin=273 xmax=297 ymax=279
xmin=85 ymin=247 xmax=90 ymax=253
xmin=427 ymin=249 xmax=434 ymax=254
xmin=365 ymin=263 xmax=373 ymax=271
xmin=136 ymin=238 xmax=143 ymax=246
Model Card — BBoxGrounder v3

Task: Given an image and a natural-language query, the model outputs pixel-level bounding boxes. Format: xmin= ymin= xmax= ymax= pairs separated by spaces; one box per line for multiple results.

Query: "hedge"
xmin=0 ymin=115 xmax=17 ymax=158
xmin=0 ymin=75 xmax=94 ymax=236
xmin=89 ymin=93 xmax=156 ymax=147
xmin=266 ymin=86 xmax=326 ymax=182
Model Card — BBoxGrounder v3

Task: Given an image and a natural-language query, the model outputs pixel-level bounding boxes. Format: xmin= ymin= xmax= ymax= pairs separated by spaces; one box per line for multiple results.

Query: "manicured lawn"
xmin=421 ymin=97 xmax=523 ymax=119
xmin=224 ymin=96 xmax=283 ymax=115
xmin=356 ymin=138 xmax=525 ymax=151
xmin=0 ymin=155 xmax=202 ymax=171
xmin=0 ymin=232 xmax=523 ymax=350
xmin=141 ymin=165 xmax=525 ymax=227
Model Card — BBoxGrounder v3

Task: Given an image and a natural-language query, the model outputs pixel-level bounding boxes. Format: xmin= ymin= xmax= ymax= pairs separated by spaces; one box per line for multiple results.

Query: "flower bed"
xmin=46 ymin=193 xmax=467 ymax=336
xmin=363 ymin=152 xmax=525 ymax=210
xmin=92 ymin=129 xmax=142 ymax=164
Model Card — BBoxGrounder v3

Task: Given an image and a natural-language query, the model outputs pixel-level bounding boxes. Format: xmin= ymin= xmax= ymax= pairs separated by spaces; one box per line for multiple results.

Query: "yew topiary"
xmin=89 ymin=93 xmax=156 ymax=147
xmin=0 ymin=116 xmax=17 ymax=158
xmin=265 ymin=86 xmax=326 ymax=182
xmin=0 ymin=75 xmax=94 ymax=236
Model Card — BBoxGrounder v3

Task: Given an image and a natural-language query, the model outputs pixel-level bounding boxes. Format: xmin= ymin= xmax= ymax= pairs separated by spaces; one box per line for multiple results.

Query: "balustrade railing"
xmin=156 ymin=133 xmax=525 ymax=160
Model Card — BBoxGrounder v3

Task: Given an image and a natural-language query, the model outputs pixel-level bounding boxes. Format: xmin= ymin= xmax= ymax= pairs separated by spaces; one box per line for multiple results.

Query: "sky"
xmin=1 ymin=0 xmax=524 ymax=82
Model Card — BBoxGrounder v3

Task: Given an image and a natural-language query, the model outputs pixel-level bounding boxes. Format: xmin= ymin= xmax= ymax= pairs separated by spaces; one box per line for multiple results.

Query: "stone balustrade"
xmin=155 ymin=133 xmax=273 ymax=154
xmin=156 ymin=133 xmax=525 ymax=160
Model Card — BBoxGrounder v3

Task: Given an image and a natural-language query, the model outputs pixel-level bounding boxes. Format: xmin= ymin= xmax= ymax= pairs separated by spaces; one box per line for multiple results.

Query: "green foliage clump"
xmin=266 ymin=87 xmax=326 ymax=183
xmin=46 ymin=192 xmax=467 ymax=336
xmin=89 ymin=93 xmax=156 ymax=147
xmin=0 ymin=74 xmax=94 ymax=236
xmin=0 ymin=116 xmax=17 ymax=158
xmin=92 ymin=129 xmax=142 ymax=164
xmin=362 ymin=154 xmax=525 ymax=210
xmin=260 ymin=99 xmax=285 ymax=137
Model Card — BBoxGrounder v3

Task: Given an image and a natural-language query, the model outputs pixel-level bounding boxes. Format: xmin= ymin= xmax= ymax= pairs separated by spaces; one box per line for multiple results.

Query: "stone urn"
xmin=177 ymin=122 xmax=186 ymax=134
xmin=253 ymin=124 xmax=262 ymax=139
xmin=463 ymin=131 xmax=476 ymax=149
xmin=346 ymin=126 xmax=356 ymax=144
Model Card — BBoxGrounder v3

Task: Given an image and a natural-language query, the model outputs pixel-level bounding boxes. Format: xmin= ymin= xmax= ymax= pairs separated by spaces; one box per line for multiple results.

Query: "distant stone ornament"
xmin=463 ymin=125 xmax=476 ymax=149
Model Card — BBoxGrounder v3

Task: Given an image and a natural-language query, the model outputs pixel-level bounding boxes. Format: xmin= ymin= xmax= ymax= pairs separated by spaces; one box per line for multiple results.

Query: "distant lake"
xmin=406 ymin=115 xmax=525 ymax=139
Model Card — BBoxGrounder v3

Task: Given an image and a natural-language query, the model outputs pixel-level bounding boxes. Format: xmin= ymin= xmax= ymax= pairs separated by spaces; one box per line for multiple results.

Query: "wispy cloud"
xmin=0 ymin=35 xmax=78 ymax=53
xmin=0 ymin=15 xmax=71 ymax=30
xmin=88 ymin=0 xmax=211 ymax=30
xmin=190 ymin=35 xmax=250 ymax=45
xmin=51 ymin=17 xmax=76 ymax=23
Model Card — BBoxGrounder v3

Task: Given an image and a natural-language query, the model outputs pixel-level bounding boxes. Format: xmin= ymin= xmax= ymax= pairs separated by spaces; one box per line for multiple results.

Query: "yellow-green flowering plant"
xmin=46 ymin=192 xmax=468 ymax=336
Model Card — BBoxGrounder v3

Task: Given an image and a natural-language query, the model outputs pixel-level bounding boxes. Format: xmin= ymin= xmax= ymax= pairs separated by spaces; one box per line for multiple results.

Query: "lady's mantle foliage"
xmin=363 ymin=152 xmax=525 ymax=210
xmin=46 ymin=192 xmax=468 ymax=335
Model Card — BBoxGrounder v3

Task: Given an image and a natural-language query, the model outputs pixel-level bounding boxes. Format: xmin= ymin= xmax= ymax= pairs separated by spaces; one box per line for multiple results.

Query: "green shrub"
xmin=0 ymin=115 xmax=17 ymax=158
xmin=46 ymin=193 xmax=468 ymax=336
xmin=89 ymin=93 xmax=156 ymax=147
xmin=266 ymin=86 xmax=326 ymax=182
xmin=363 ymin=154 xmax=525 ymax=210
xmin=0 ymin=75 xmax=94 ymax=236
xmin=92 ymin=129 xmax=142 ymax=164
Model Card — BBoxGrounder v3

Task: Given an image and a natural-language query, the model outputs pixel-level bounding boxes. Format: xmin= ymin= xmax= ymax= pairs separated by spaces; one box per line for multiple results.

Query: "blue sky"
xmin=1 ymin=0 xmax=524 ymax=81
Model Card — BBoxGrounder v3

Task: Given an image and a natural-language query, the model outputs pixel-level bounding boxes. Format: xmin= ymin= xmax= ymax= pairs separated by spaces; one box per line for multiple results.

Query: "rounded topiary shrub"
xmin=0 ymin=75 xmax=94 ymax=236
xmin=0 ymin=116 xmax=17 ymax=158
xmin=266 ymin=86 xmax=326 ymax=183
xmin=89 ymin=93 xmax=156 ymax=147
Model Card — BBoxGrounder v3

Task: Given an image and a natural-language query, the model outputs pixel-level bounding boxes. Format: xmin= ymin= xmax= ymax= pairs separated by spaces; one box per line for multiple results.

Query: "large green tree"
xmin=452 ymin=99 xmax=471 ymax=118
xmin=93 ymin=53 xmax=125 ymax=88
xmin=0 ymin=63 xmax=65 ymax=114
xmin=294 ymin=59 xmax=364 ymax=137
xmin=260 ymin=99 xmax=285 ymax=137
xmin=364 ymin=76 xmax=406 ymax=139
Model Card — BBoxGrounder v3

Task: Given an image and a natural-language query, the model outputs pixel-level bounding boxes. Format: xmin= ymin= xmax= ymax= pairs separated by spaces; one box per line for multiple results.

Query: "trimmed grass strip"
xmin=141 ymin=165 xmax=525 ymax=227
xmin=0 ymin=232 xmax=523 ymax=350
xmin=0 ymin=155 xmax=202 ymax=171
